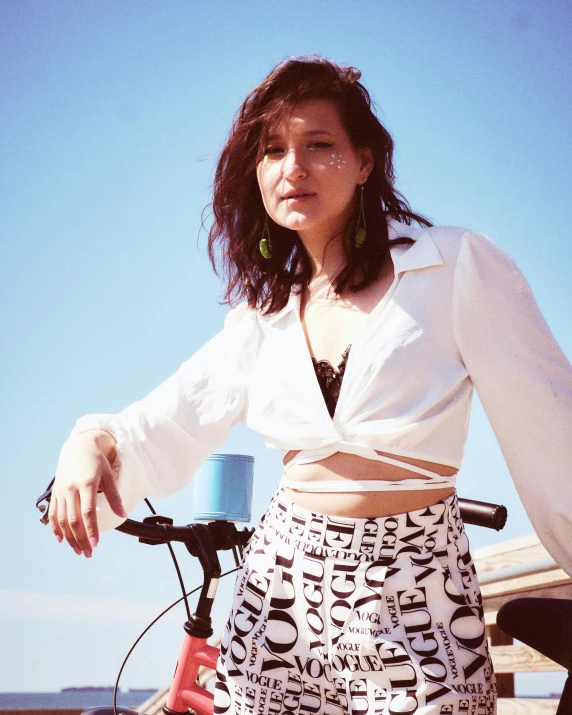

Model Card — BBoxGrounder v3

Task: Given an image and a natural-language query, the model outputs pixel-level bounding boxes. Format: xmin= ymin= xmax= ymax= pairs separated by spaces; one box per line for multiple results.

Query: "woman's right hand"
xmin=49 ymin=430 xmax=126 ymax=557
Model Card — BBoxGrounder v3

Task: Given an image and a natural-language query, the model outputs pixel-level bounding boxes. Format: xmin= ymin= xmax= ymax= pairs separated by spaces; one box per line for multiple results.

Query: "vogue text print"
xmin=214 ymin=490 xmax=495 ymax=714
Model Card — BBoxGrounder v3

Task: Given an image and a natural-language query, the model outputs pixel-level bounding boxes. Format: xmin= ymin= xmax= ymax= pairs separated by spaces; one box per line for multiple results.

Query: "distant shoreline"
xmin=61 ymin=687 xmax=157 ymax=692
xmin=61 ymin=687 xmax=114 ymax=692
xmin=0 ymin=690 xmax=158 ymax=710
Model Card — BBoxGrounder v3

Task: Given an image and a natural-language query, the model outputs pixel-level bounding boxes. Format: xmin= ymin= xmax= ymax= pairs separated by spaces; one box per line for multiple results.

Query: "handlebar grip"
xmin=458 ymin=498 xmax=507 ymax=530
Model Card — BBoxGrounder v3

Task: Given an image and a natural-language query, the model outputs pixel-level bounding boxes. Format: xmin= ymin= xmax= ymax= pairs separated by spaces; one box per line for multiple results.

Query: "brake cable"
xmin=112 ymin=499 xmax=241 ymax=715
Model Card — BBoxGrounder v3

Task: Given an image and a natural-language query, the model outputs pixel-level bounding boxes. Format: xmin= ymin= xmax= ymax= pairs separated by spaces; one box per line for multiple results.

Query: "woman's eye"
xmin=308 ymin=142 xmax=334 ymax=151
xmin=262 ymin=141 xmax=333 ymax=157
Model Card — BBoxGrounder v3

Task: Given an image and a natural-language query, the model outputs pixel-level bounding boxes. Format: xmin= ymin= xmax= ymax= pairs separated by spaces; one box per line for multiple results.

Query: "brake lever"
xmin=36 ymin=477 xmax=55 ymax=525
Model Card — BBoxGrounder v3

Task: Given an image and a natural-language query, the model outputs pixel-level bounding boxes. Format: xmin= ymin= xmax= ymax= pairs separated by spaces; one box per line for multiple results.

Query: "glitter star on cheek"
xmin=329 ymin=153 xmax=346 ymax=169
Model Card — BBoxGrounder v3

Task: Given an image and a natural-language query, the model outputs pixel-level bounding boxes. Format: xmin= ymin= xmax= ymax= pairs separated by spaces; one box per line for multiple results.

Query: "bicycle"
xmin=43 ymin=469 xmax=562 ymax=715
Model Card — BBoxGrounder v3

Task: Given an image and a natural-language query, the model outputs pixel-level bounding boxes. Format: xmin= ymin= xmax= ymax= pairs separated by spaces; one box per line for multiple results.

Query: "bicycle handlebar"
xmin=35 ymin=479 xmax=507 ymax=534
xmin=457 ymin=497 xmax=507 ymax=531
xmin=115 ymin=516 xmax=254 ymax=552
xmin=35 ymin=481 xmax=507 ymax=639
xmin=113 ymin=497 xmax=506 ymax=542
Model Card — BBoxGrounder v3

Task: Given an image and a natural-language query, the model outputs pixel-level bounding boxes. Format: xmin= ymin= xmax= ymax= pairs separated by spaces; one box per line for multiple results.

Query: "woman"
xmin=49 ymin=57 xmax=572 ymax=714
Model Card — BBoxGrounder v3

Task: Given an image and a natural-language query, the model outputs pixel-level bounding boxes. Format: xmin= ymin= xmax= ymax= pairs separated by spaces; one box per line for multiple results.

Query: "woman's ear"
xmin=358 ymin=147 xmax=374 ymax=183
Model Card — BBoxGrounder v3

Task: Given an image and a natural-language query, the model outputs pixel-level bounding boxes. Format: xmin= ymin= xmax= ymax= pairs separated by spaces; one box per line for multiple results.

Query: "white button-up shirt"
xmin=72 ymin=219 xmax=572 ymax=575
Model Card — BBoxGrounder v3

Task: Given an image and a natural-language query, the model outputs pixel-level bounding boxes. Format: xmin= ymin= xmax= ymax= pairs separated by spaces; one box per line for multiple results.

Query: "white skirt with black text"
xmin=214 ymin=488 xmax=496 ymax=715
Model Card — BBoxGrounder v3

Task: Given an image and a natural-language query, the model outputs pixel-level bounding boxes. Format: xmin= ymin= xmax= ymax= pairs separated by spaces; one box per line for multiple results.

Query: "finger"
xmin=68 ymin=489 xmax=92 ymax=556
xmin=79 ymin=482 xmax=100 ymax=550
xmin=100 ymin=467 xmax=127 ymax=518
xmin=48 ymin=496 xmax=64 ymax=543
xmin=57 ymin=497 xmax=83 ymax=555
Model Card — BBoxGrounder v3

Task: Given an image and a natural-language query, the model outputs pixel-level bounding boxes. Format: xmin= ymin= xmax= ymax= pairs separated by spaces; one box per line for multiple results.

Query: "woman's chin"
xmin=274 ymin=206 xmax=348 ymax=238
xmin=277 ymin=212 xmax=319 ymax=233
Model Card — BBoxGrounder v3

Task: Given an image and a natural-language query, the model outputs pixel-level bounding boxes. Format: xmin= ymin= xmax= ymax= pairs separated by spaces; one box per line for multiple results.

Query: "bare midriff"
xmin=282 ymin=449 xmax=457 ymax=518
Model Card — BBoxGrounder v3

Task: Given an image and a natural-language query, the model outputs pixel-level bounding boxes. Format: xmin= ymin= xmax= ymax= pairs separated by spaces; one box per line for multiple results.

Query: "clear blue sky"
xmin=1 ymin=0 xmax=571 ymax=697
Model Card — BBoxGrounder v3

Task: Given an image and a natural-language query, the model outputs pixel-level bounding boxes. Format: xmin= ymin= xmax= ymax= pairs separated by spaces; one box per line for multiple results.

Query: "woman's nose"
xmin=282 ymin=149 xmax=307 ymax=180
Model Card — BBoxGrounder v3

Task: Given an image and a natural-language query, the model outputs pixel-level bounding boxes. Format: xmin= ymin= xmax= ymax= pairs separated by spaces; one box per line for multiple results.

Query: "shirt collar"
xmin=258 ymin=291 xmax=301 ymax=326
xmin=259 ymin=218 xmax=442 ymax=326
xmin=387 ymin=218 xmax=443 ymax=275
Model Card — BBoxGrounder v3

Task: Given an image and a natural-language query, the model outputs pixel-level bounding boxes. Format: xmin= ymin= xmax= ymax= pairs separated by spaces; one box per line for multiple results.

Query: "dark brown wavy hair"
xmin=208 ymin=55 xmax=430 ymax=314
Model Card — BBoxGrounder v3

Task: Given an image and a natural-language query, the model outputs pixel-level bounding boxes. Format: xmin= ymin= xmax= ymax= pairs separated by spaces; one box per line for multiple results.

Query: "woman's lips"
xmin=282 ymin=192 xmax=316 ymax=203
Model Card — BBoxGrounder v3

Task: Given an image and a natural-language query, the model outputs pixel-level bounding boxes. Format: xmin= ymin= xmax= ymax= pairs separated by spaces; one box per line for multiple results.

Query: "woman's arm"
xmin=453 ymin=229 xmax=572 ymax=575
xmin=51 ymin=304 xmax=261 ymax=554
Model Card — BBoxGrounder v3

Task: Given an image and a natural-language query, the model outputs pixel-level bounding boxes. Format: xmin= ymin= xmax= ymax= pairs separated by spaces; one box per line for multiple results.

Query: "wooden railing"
xmin=137 ymin=534 xmax=571 ymax=715
xmin=474 ymin=533 xmax=572 ymax=714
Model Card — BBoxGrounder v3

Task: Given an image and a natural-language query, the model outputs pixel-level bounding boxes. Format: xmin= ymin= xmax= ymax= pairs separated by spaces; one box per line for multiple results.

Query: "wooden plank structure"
xmin=136 ymin=533 xmax=571 ymax=715
xmin=474 ymin=534 xmax=571 ymax=713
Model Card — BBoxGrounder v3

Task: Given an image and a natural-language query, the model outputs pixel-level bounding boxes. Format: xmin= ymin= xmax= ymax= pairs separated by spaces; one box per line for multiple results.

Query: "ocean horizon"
xmin=0 ymin=689 xmax=158 ymax=709
xmin=0 ymin=689 xmax=560 ymax=710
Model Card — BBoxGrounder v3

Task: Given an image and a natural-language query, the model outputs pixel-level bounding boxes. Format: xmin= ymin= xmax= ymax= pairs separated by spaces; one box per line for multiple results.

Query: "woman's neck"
xmin=298 ymin=227 xmax=348 ymax=290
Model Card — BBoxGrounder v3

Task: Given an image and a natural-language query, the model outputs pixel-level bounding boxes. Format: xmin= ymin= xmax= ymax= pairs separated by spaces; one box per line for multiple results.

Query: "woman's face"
xmin=256 ymin=98 xmax=373 ymax=242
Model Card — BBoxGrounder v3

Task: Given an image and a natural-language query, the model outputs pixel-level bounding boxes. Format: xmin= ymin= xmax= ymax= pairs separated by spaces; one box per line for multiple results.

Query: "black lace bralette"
xmin=311 ymin=345 xmax=352 ymax=418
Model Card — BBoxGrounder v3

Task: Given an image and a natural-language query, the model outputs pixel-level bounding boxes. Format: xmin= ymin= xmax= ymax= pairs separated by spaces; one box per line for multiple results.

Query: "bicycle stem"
xmin=184 ymin=523 xmax=221 ymax=638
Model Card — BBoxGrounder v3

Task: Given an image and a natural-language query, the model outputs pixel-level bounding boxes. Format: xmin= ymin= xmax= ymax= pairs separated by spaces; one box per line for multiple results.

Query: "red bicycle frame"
xmin=166 ymin=633 xmax=219 ymax=714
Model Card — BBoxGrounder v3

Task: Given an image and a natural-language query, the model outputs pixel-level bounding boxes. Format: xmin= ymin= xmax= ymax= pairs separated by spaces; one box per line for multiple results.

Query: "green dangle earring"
xmin=355 ymin=185 xmax=367 ymax=249
xmin=259 ymin=215 xmax=273 ymax=259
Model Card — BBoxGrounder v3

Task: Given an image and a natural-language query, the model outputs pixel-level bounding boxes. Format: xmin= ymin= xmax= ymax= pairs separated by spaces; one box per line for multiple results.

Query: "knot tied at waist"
xmin=281 ymin=442 xmax=457 ymax=493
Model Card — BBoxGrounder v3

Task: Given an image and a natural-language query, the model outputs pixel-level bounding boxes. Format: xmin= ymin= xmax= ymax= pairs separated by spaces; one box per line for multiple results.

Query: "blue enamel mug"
xmin=192 ymin=453 xmax=254 ymax=523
